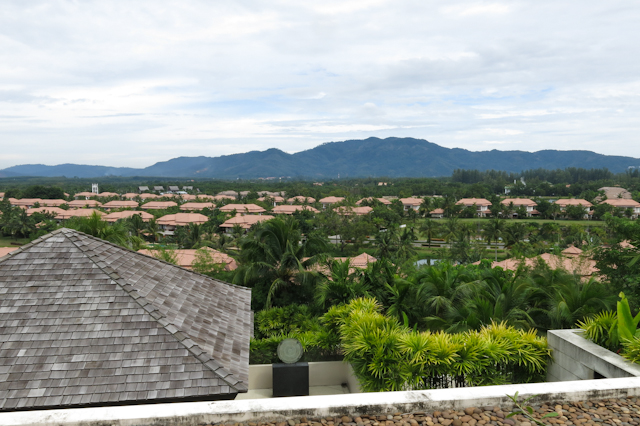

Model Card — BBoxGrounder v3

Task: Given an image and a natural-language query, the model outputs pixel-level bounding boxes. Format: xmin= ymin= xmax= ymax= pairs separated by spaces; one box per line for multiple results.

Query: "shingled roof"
xmin=0 ymin=228 xmax=251 ymax=412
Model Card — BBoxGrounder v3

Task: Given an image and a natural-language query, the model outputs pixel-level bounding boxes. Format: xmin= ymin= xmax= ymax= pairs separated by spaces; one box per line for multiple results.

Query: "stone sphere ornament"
xmin=277 ymin=338 xmax=303 ymax=364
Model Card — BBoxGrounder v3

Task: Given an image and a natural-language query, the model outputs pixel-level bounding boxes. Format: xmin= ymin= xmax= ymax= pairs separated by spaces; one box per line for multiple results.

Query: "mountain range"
xmin=2 ymin=137 xmax=639 ymax=179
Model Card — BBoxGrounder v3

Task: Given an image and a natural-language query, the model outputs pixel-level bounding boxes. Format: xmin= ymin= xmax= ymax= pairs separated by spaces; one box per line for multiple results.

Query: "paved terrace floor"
xmin=211 ymin=397 xmax=640 ymax=426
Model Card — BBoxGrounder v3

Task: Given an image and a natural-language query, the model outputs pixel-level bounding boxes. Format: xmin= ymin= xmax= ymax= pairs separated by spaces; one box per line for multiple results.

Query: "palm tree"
xmin=146 ymin=217 xmax=160 ymax=243
xmin=66 ymin=212 xmax=129 ymax=247
xmin=419 ymin=219 xmax=440 ymax=247
xmin=546 ymin=277 xmax=615 ymax=329
xmin=233 ymin=216 xmax=328 ymax=309
xmin=442 ymin=217 xmax=460 ymax=242
xmin=315 ymin=259 xmax=369 ymax=309
xmin=483 ymin=217 xmax=505 ymax=261
xmin=417 ymin=263 xmax=474 ymax=328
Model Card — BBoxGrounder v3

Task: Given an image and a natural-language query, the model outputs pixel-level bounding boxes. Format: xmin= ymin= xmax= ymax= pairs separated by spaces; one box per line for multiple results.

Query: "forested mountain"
xmin=2 ymin=137 xmax=639 ymax=179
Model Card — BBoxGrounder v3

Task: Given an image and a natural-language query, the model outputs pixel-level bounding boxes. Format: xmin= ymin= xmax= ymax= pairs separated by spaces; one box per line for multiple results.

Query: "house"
xmin=218 ymin=190 xmax=239 ymax=199
xmin=219 ymin=214 xmax=274 ymax=233
xmin=456 ymin=198 xmax=492 ymax=217
xmin=0 ymin=228 xmax=250 ymax=411
xmin=180 ymin=202 xmax=216 ymax=211
xmin=141 ymin=201 xmax=178 ymax=210
xmin=39 ymin=199 xmax=68 ymax=207
xmin=68 ymin=200 xmax=103 ymax=209
xmin=73 ymin=192 xmax=95 ymax=200
xmin=157 ymin=213 xmax=209 ymax=235
xmin=212 ymin=194 xmax=236 ymax=201
xmin=9 ymin=198 xmax=42 ymax=209
xmin=257 ymin=196 xmax=285 ymax=207
xmin=102 ymin=200 xmax=139 ymax=210
xmin=600 ymin=199 xmax=640 ymax=218
xmin=180 ymin=194 xmax=198 ymax=201
xmin=137 ymin=247 xmax=237 ymax=271
xmin=307 ymin=253 xmax=378 ymax=275
xmin=398 ymin=197 xmax=423 ymax=211
xmin=318 ymin=196 xmax=344 ymax=209
xmin=97 ymin=192 xmax=119 ymax=198
xmin=26 ymin=207 xmax=66 ymax=217
xmin=427 ymin=208 xmax=445 ymax=218
xmin=356 ymin=197 xmax=391 ymax=205
xmin=168 ymin=186 xmax=180 ymax=192
xmin=183 ymin=186 xmax=193 ymax=191
xmin=335 ymin=206 xmax=373 ymax=216
xmin=501 ymin=198 xmax=538 ymax=217
xmin=153 ymin=186 xmax=165 ymax=192
xmin=287 ymin=196 xmax=316 ymax=204
xmin=271 ymin=205 xmax=319 ymax=215
xmin=55 ymin=209 xmax=105 ymax=220
xmin=122 ymin=192 xmax=140 ymax=199
xmin=219 ymin=204 xmax=266 ymax=215
xmin=554 ymin=199 xmax=593 ymax=218
xmin=103 ymin=211 xmax=155 ymax=222
xmin=138 ymin=193 xmax=160 ymax=200
xmin=598 ymin=186 xmax=632 ymax=200
xmin=138 ymin=186 xmax=150 ymax=192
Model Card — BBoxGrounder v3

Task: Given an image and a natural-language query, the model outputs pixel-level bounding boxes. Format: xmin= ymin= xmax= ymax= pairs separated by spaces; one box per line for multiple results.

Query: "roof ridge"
xmin=58 ymin=228 xmax=247 ymax=392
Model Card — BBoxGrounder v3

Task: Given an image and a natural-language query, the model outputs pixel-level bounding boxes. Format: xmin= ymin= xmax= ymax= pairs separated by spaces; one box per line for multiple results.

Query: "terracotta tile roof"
xmin=220 ymin=214 xmax=274 ymax=229
xmin=141 ymin=201 xmax=178 ymax=210
xmin=39 ymin=199 xmax=68 ymax=207
xmin=55 ymin=209 xmax=105 ymax=220
xmin=73 ymin=192 xmax=95 ymax=198
xmin=137 ymin=247 xmax=237 ymax=271
xmin=97 ymin=192 xmax=119 ymax=198
xmin=600 ymin=199 xmax=640 ymax=208
xmin=271 ymin=205 xmax=319 ymax=215
xmin=180 ymin=202 xmax=216 ymax=211
xmin=456 ymin=198 xmax=492 ymax=207
xmin=319 ymin=196 xmax=345 ymax=204
xmin=0 ymin=192 xmax=4 ymax=199
xmin=26 ymin=207 xmax=66 ymax=217
xmin=212 ymin=195 xmax=236 ymax=201
xmin=0 ymin=228 xmax=250 ymax=411
xmin=103 ymin=211 xmax=155 ymax=222
xmin=122 ymin=193 xmax=140 ymax=199
xmin=562 ymin=245 xmax=583 ymax=257
xmin=307 ymin=253 xmax=377 ymax=275
xmin=287 ymin=196 xmax=316 ymax=204
xmin=598 ymin=187 xmax=632 ymax=200
xmin=218 ymin=191 xmax=239 ymax=198
xmin=399 ymin=197 xmax=423 ymax=206
xmin=157 ymin=213 xmax=209 ymax=226
xmin=554 ymin=199 xmax=593 ymax=207
xmin=257 ymin=196 xmax=285 ymax=203
xmin=180 ymin=194 xmax=198 ymax=201
xmin=0 ymin=247 xmax=18 ymax=257
xmin=9 ymin=198 xmax=42 ymax=207
xmin=335 ymin=206 xmax=373 ymax=216
xmin=482 ymin=252 xmax=597 ymax=278
xmin=68 ymin=200 xmax=102 ymax=208
xmin=138 ymin=193 xmax=160 ymax=200
xmin=102 ymin=200 xmax=139 ymax=209
xmin=219 ymin=204 xmax=266 ymax=214
xmin=501 ymin=198 xmax=537 ymax=207
xmin=357 ymin=197 xmax=391 ymax=205
xmin=429 ymin=208 xmax=445 ymax=214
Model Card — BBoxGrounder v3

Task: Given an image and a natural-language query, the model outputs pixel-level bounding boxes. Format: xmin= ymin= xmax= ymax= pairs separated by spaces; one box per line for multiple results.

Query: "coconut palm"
xmin=66 ymin=212 xmax=129 ymax=247
xmin=315 ymin=259 xmax=369 ymax=309
xmin=419 ymin=219 xmax=440 ymax=247
xmin=233 ymin=216 xmax=328 ymax=309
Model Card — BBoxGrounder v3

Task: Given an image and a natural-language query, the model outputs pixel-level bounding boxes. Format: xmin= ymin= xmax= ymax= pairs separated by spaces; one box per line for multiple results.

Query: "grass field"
xmin=0 ymin=237 xmax=30 ymax=247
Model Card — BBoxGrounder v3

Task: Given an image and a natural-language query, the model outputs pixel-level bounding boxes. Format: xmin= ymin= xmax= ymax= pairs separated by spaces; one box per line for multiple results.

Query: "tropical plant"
xmin=65 ymin=212 xmax=129 ymax=247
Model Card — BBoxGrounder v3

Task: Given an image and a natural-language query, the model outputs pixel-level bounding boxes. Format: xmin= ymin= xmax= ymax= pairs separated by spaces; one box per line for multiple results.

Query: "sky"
xmin=1 ymin=0 xmax=640 ymax=170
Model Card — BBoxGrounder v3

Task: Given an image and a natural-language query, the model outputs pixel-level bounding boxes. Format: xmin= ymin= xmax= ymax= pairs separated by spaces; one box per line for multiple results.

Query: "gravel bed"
xmin=210 ymin=397 xmax=640 ymax=426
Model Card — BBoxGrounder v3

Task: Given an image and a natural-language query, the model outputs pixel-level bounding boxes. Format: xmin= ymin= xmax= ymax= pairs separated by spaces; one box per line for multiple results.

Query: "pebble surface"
xmin=210 ymin=397 xmax=640 ymax=426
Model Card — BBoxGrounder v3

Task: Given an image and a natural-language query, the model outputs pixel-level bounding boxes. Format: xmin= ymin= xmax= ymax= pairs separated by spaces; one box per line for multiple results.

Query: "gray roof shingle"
xmin=0 ymin=228 xmax=251 ymax=411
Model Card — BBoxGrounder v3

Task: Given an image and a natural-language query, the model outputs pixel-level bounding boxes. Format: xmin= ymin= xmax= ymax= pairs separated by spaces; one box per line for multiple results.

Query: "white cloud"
xmin=1 ymin=0 xmax=640 ymax=169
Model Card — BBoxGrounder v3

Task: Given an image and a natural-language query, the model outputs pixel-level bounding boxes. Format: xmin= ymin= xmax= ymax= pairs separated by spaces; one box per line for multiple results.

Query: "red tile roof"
xmin=68 ymin=200 xmax=102 ymax=208
xmin=319 ymin=196 xmax=345 ymax=204
xmin=141 ymin=201 xmax=178 ymax=210
xmin=600 ymin=199 xmax=640 ymax=208
xmin=157 ymin=213 xmax=209 ymax=226
xmin=180 ymin=202 xmax=216 ymax=211
xmin=399 ymin=197 xmax=423 ymax=206
xmin=501 ymin=198 xmax=537 ymax=207
xmin=26 ymin=207 xmax=66 ymax=217
xmin=137 ymin=247 xmax=237 ymax=271
xmin=357 ymin=197 xmax=391 ymax=205
xmin=220 ymin=214 xmax=274 ymax=229
xmin=456 ymin=198 xmax=492 ymax=207
xmin=103 ymin=211 xmax=155 ymax=222
xmin=554 ymin=199 xmax=593 ymax=207
xmin=335 ymin=206 xmax=373 ymax=216
xmin=287 ymin=196 xmax=316 ymax=204
xmin=272 ymin=205 xmax=319 ymax=215
xmin=55 ymin=209 xmax=105 ymax=220
xmin=219 ymin=204 xmax=266 ymax=214
xmin=102 ymin=200 xmax=139 ymax=209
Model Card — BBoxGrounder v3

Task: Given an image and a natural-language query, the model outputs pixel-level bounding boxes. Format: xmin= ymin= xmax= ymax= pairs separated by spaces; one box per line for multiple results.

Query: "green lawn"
xmin=0 ymin=237 xmax=30 ymax=247
xmin=412 ymin=217 xmax=606 ymax=227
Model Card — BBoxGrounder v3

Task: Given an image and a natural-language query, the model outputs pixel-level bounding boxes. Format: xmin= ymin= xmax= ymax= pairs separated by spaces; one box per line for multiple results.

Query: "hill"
xmin=2 ymin=137 xmax=638 ymax=178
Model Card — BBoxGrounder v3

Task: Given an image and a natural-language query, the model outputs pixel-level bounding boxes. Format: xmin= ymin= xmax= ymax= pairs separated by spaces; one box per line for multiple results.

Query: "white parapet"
xmin=3 ymin=377 xmax=640 ymax=426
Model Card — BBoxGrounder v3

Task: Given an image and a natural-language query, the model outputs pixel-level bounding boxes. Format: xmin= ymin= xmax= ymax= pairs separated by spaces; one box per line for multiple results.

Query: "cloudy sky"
xmin=1 ymin=0 xmax=639 ymax=169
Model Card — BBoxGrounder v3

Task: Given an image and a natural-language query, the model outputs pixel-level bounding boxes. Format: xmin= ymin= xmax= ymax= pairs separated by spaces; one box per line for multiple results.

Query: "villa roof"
xmin=74 ymin=192 xmax=95 ymax=198
xmin=480 ymin=252 xmax=597 ymax=278
xmin=271 ymin=205 xmax=319 ymax=215
xmin=138 ymin=193 xmax=160 ymax=200
xmin=0 ymin=229 xmax=250 ymax=411
xmin=398 ymin=197 xmax=423 ymax=206
xmin=562 ymin=245 xmax=583 ymax=257
xmin=39 ymin=199 xmax=68 ymax=207
xmin=137 ymin=247 xmax=237 ymax=271
xmin=319 ymin=196 xmax=344 ymax=204
xmin=598 ymin=187 xmax=632 ymax=200
xmin=501 ymin=198 xmax=537 ymax=207
xmin=554 ymin=199 xmax=593 ymax=207
xmin=220 ymin=214 xmax=274 ymax=229
xmin=97 ymin=192 xmax=119 ymax=198
xmin=356 ymin=197 xmax=391 ymax=205
xmin=335 ymin=206 xmax=373 ymax=216
xmin=9 ymin=198 xmax=42 ymax=207
xmin=102 ymin=200 xmax=139 ymax=209
xmin=219 ymin=204 xmax=266 ymax=214
xmin=122 ymin=193 xmax=139 ymax=199
xmin=257 ymin=196 xmax=285 ymax=203
xmin=103 ymin=211 xmax=155 ymax=222
xmin=55 ymin=209 xmax=105 ymax=220
xmin=141 ymin=201 xmax=178 ymax=210
xmin=0 ymin=247 xmax=18 ymax=257
xmin=600 ymin=199 xmax=640 ymax=208
xmin=287 ymin=196 xmax=316 ymax=204
xmin=212 ymin=195 xmax=236 ymax=201
xmin=68 ymin=200 xmax=102 ymax=208
xmin=180 ymin=202 xmax=216 ymax=211
xmin=26 ymin=207 xmax=66 ymax=217
xmin=456 ymin=198 xmax=492 ymax=207
xmin=180 ymin=194 xmax=198 ymax=201
xmin=157 ymin=213 xmax=209 ymax=226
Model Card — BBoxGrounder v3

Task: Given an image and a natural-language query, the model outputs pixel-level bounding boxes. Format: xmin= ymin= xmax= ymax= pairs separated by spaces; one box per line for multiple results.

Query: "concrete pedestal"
xmin=272 ymin=362 xmax=309 ymax=397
